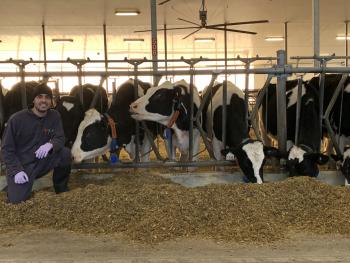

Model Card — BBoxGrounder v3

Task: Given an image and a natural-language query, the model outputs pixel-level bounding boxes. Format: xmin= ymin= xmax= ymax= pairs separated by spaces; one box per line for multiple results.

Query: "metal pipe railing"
xmin=195 ymin=72 xmax=219 ymax=159
xmin=249 ymin=74 xmax=273 ymax=142
xmin=294 ymin=77 xmax=303 ymax=145
xmin=72 ymin=160 xmax=235 ymax=169
xmin=323 ymin=74 xmax=348 ymax=156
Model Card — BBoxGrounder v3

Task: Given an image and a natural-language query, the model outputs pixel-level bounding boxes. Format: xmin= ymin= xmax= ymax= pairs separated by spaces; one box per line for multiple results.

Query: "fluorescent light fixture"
xmin=265 ymin=36 xmax=284 ymax=41
xmin=52 ymin=38 xmax=74 ymax=43
xmin=123 ymin=38 xmax=144 ymax=43
xmin=115 ymin=10 xmax=140 ymax=16
xmin=194 ymin=37 xmax=215 ymax=42
xmin=336 ymin=35 xmax=350 ymax=40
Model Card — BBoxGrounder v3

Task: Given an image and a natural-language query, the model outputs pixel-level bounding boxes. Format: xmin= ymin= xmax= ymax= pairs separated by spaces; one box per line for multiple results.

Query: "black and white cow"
xmin=307 ymin=74 xmax=350 ymax=182
xmin=129 ymin=79 xmax=201 ymax=161
xmin=55 ymin=83 xmax=108 ymax=147
xmin=261 ymin=79 xmax=328 ymax=177
xmin=203 ymin=81 xmax=277 ymax=184
xmin=0 ymin=81 xmax=43 ymax=136
xmin=71 ymin=79 xmax=154 ymax=162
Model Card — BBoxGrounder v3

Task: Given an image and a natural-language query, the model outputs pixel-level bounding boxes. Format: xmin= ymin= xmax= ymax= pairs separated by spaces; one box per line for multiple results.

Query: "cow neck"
xmin=167 ymin=95 xmax=183 ymax=128
xmin=103 ymin=113 xmax=117 ymax=139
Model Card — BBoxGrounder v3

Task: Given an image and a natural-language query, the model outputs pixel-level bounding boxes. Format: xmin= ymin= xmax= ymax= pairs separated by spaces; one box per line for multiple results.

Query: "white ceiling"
xmin=0 ymin=0 xmax=350 ymax=61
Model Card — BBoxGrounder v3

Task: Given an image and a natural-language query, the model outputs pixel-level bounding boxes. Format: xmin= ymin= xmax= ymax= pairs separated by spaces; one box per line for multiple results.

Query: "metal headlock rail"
xmin=1 ymin=50 xmax=350 ymax=169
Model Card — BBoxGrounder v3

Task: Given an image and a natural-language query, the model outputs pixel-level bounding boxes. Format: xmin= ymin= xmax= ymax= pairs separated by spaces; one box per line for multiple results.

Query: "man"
xmin=1 ymin=83 xmax=71 ymax=204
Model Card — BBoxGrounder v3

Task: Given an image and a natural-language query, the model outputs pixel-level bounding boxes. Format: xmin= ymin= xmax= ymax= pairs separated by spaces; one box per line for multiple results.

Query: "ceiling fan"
xmin=135 ymin=0 xmax=269 ymax=39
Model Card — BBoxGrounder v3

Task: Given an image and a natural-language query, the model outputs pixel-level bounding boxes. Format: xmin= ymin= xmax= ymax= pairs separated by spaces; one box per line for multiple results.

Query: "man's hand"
xmin=14 ymin=171 xmax=29 ymax=184
xmin=35 ymin=142 xmax=53 ymax=159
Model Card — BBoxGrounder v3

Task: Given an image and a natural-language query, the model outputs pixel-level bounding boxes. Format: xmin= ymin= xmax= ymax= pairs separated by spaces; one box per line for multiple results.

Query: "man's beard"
xmin=35 ymin=103 xmax=49 ymax=113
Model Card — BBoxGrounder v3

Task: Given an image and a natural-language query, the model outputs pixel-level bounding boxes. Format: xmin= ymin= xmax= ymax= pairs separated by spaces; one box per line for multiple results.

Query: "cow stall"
xmin=0 ymin=52 xmax=350 ymax=186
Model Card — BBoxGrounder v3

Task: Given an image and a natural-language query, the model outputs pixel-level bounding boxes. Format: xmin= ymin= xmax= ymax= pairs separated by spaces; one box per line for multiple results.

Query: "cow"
xmin=260 ymin=79 xmax=329 ymax=177
xmin=71 ymin=79 xmax=155 ymax=162
xmin=307 ymin=74 xmax=350 ymax=182
xmin=202 ymin=80 xmax=277 ymax=184
xmin=129 ymin=79 xmax=201 ymax=162
xmin=55 ymin=83 xmax=108 ymax=147
xmin=0 ymin=81 xmax=44 ymax=136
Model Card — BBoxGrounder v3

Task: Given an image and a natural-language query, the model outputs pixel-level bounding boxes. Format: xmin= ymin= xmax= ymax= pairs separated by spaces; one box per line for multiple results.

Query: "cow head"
xmin=71 ymin=109 xmax=111 ymax=163
xmin=55 ymin=96 xmax=84 ymax=148
xmin=221 ymin=140 xmax=276 ymax=184
xmin=287 ymin=145 xmax=329 ymax=177
xmin=331 ymin=147 xmax=350 ymax=183
xmin=130 ymin=80 xmax=197 ymax=131
xmin=130 ymin=81 xmax=182 ymax=125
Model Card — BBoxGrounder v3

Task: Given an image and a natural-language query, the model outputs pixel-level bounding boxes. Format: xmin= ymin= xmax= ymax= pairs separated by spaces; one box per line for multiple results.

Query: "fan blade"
xmin=159 ymin=0 xmax=171 ymax=5
xmin=207 ymin=20 xmax=269 ymax=27
xmin=135 ymin=26 xmax=201 ymax=33
xmin=182 ymin=28 xmax=203 ymax=39
xmin=206 ymin=26 xmax=257 ymax=35
xmin=178 ymin=17 xmax=201 ymax=27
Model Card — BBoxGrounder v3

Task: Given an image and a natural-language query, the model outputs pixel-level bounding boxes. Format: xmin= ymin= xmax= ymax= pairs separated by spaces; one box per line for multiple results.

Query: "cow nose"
xmin=130 ymin=103 xmax=138 ymax=110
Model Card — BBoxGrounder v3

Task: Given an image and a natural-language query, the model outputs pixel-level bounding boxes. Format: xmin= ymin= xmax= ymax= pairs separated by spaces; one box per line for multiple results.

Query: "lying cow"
xmin=260 ymin=79 xmax=328 ymax=177
xmin=55 ymin=83 xmax=108 ymax=147
xmin=130 ymin=79 xmax=201 ymax=161
xmin=203 ymin=81 xmax=277 ymax=184
xmin=71 ymin=79 xmax=155 ymax=162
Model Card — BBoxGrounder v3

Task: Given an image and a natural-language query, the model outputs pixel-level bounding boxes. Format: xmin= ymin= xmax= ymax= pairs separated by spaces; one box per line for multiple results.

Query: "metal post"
xmin=195 ymin=72 xmax=219 ymax=159
xmin=150 ymin=0 xmax=160 ymax=86
xmin=284 ymin=22 xmax=288 ymax=64
xmin=164 ymin=24 xmax=168 ymax=80
xmin=77 ymin=64 xmax=83 ymax=104
xmin=250 ymin=74 xmax=273 ymax=142
xmin=276 ymin=50 xmax=287 ymax=154
xmin=319 ymin=60 xmax=326 ymax=150
xmin=19 ymin=63 xmax=27 ymax=109
xmin=324 ymin=74 xmax=348 ymax=156
xmin=312 ymin=0 xmax=320 ymax=67
xmin=0 ymin=80 xmax=4 ymax=130
xmin=103 ymin=23 xmax=108 ymax=72
xmin=294 ymin=77 xmax=303 ymax=145
xmin=42 ymin=24 xmax=47 ymax=72
xmin=222 ymin=25 xmax=228 ymax=149
xmin=133 ymin=66 xmax=140 ymax=163
xmin=189 ymin=64 xmax=194 ymax=161
xmin=244 ymin=62 xmax=250 ymax=131
xmin=346 ymin=21 xmax=348 ymax=67
xmin=103 ymin=23 xmax=109 ymax=93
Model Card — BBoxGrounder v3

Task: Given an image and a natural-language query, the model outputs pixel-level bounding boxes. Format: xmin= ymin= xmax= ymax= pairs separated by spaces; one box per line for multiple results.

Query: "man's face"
xmin=33 ymin=94 xmax=52 ymax=113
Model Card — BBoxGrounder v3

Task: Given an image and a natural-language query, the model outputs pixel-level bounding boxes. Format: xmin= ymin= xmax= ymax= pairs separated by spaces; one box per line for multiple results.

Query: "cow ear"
xmin=263 ymin=146 xmax=280 ymax=158
xmin=331 ymin=154 xmax=343 ymax=162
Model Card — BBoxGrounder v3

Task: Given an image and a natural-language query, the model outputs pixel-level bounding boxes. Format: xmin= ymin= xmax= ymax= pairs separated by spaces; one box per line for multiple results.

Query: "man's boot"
xmin=53 ymin=165 xmax=70 ymax=194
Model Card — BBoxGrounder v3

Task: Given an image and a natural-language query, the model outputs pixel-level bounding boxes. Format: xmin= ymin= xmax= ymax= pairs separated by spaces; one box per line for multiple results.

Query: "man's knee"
xmin=6 ymin=177 xmax=33 ymax=204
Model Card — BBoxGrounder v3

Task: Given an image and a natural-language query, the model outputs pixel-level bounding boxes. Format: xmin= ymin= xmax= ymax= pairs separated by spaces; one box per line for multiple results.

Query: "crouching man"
xmin=1 ymin=83 xmax=71 ymax=204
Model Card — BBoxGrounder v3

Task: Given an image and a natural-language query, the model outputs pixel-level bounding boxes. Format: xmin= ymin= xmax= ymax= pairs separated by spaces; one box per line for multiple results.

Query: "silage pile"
xmin=0 ymin=172 xmax=350 ymax=244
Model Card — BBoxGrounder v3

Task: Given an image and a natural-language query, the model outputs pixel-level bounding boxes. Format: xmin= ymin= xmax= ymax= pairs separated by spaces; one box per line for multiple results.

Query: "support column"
xmin=276 ymin=50 xmax=287 ymax=154
xmin=312 ymin=0 xmax=320 ymax=67
xmin=151 ymin=0 xmax=160 ymax=86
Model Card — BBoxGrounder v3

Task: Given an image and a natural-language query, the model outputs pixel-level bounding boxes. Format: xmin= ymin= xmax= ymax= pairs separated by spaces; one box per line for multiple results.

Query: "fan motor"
xmin=199 ymin=10 xmax=207 ymax=27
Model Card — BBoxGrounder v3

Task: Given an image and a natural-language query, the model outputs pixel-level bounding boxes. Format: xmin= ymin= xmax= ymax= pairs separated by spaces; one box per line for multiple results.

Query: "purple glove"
xmin=35 ymin=142 xmax=53 ymax=159
xmin=14 ymin=171 xmax=29 ymax=184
